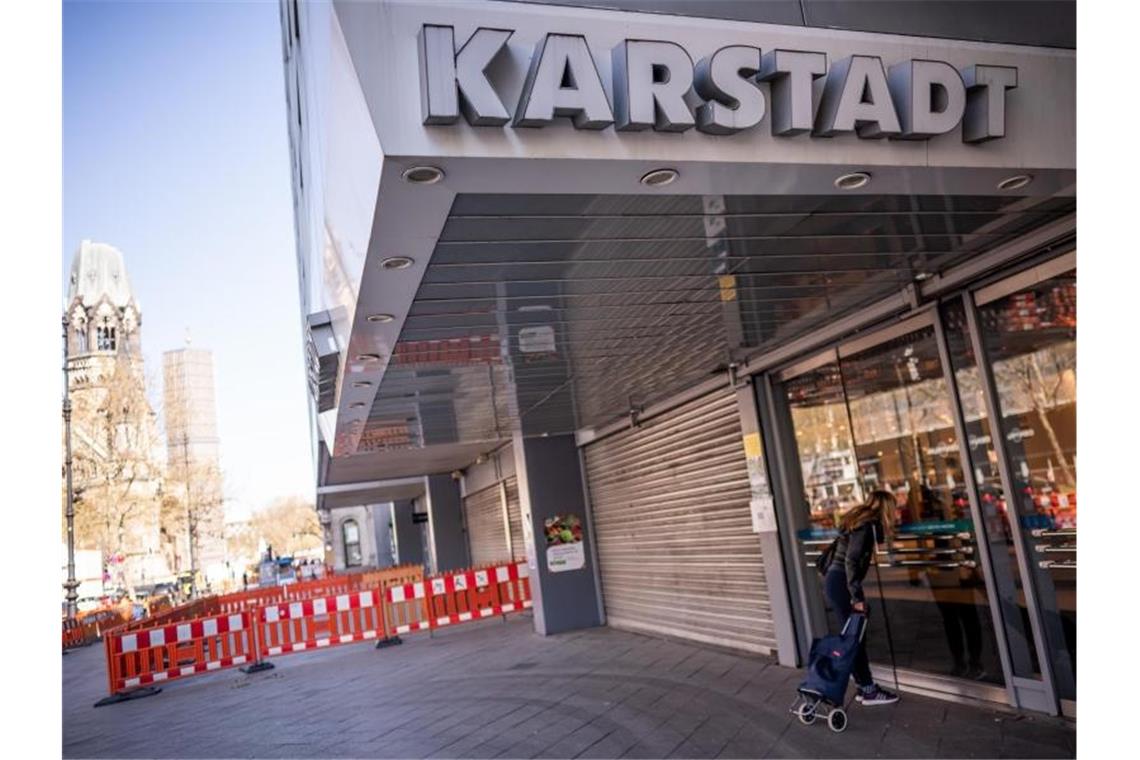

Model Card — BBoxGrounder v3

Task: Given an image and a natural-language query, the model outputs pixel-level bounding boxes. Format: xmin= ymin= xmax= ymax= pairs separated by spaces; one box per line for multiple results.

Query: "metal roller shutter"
xmin=464 ymin=484 xmax=510 ymax=566
xmin=504 ymin=477 xmax=527 ymax=561
xmin=584 ymin=390 xmax=776 ymax=654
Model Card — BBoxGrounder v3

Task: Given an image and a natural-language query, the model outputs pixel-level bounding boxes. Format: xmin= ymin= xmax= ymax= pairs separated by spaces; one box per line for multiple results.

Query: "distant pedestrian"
xmin=242 ymin=572 xmax=248 ymax=591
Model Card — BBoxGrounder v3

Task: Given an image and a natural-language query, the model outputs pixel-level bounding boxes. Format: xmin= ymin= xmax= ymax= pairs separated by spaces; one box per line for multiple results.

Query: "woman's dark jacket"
xmin=827 ymin=521 xmax=879 ymax=602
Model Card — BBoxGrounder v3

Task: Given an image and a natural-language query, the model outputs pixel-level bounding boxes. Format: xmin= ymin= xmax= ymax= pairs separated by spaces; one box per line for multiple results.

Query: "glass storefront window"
xmin=941 ymin=299 xmax=1041 ymax=680
xmin=785 ymin=330 xmax=1005 ymax=686
xmin=785 ymin=363 xmax=864 ymax=533
xmin=977 ymin=272 xmax=1077 ymax=701
xmin=838 ymin=327 xmax=1004 ymax=684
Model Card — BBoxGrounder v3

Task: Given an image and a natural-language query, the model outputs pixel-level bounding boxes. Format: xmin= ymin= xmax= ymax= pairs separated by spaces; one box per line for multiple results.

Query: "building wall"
xmin=328 ymin=504 xmax=396 ymax=570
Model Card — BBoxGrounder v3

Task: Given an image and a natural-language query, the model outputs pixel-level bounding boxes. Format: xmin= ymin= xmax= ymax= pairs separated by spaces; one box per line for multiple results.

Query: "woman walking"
xmin=825 ymin=490 xmax=900 ymax=706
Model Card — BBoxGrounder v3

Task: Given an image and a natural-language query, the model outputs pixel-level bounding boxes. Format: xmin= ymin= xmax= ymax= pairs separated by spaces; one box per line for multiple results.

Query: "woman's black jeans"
xmin=824 ymin=568 xmax=875 ymax=688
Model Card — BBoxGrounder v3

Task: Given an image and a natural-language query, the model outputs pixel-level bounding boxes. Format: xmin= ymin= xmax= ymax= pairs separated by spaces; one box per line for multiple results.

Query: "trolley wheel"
xmin=796 ymin=702 xmax=817 ymax=725
xmin=827 ymin=708 xmax=848 ymax=733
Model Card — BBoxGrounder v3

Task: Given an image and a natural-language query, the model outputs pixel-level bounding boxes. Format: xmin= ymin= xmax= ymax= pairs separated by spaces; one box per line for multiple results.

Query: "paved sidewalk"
xmin=63 ymin=615 xmax=1074 ymax=758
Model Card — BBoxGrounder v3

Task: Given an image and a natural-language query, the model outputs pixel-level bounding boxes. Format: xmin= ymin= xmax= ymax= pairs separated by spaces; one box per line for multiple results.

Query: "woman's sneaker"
xmin=856 ymin=685 xmax=900 ymax=706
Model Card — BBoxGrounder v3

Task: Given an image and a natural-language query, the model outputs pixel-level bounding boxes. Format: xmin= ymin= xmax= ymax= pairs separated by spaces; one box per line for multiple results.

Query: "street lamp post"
xmin=62 ymin=315 xmax=79 ymax=619
xmin=183 ymin=431 xmax=199 ymax=599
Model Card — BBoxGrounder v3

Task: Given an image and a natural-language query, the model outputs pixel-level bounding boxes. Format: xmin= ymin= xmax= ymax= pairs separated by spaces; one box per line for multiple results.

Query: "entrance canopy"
xmin=288 ymin=0 xmax=1075 ymax=478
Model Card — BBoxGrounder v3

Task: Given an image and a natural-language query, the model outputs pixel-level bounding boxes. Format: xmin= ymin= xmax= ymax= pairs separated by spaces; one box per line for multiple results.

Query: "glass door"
xmin=838 ymin=324 xmax=1006 ymax=686
xmin=973 ymin=270 xmax=1077 ymax=705
xmin=783 ymin=319 xmax=1007 ymax=691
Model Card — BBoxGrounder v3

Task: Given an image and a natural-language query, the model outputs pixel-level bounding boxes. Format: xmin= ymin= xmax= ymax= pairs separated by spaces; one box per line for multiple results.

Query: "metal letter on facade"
xmin=514 ymin=34 xmax=614 ymax=129
xmin=418 ymin=25 xmax=513 ymax=126
xmin=962 ymin=65 xmax=1018 ymax=143
xmin=888 ymin=59 xmax=966 ymax=139
xmin=814 ymin=55 xmax=902 ymax=138
xmin=694 ymin=45 xmax=765 ymax=135
xmin=757 ymin=49 xmax=827 ymax=136
xmin=612 ymin=40 xmax=696 ymax=132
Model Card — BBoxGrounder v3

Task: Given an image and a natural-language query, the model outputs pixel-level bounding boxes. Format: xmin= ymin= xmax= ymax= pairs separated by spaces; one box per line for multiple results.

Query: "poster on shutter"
xmin=742 ymin=432 xmax=777 ymax=532
xmin=750 ymin=496 xmax=777 ymax=533
xmin=519 ymin=326 xmax=556 ymax=354
xmin=544 ymin=514 xmax=585 ymax=573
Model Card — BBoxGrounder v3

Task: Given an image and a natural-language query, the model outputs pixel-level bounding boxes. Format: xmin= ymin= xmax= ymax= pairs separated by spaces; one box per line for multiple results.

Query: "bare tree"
xmin=248 ymin=496 xmax=323 ymax=558
xmin=992 ymin=341 xmax=1077 ymax=486
xmin=67 ymin=352 xmax=163 ymax=590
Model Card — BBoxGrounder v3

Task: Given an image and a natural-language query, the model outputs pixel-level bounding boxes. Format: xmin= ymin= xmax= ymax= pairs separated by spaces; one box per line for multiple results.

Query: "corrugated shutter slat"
xmin=585 ymin=390 xmax=775 ymax=655
xmin=464 ymin=484 xmax=510 ymax=566
xmin=505 ymin=477 xmax=526 ymax=561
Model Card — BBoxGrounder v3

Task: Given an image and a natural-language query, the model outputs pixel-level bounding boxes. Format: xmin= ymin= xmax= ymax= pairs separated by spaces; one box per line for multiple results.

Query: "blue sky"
xmin=63 ymin=0 xmax=313 ymax=517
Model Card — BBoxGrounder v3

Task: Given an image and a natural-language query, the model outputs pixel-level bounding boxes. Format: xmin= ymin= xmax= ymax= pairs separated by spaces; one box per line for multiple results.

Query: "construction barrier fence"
xmin=96 ymin=561 xmax=531 ymax=700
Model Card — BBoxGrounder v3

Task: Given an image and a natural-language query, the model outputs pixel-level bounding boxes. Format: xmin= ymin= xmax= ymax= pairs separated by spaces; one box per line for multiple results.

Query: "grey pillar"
xmin=513 ymin=432 xmax=604 ymax=636
xmin=735 ymin=379 xmax=800 ymax=667
xmin=392 ymin=499 xmax=423 ymax=566
xmin=426 ymin=474 xmax=468 ymax=572
xmin=373 ymin=503 xmax=395 ymax=568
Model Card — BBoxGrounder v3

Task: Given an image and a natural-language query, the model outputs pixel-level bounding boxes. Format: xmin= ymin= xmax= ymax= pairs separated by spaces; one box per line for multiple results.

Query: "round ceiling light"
xmin=640 ymin=168 xmax=678 ymax=187
xmin=355 ymin=353 xmax=381 ymax=362
xmin=351 ymin=381 xmax=373 ymax=389
xmin=380 ymin=256 xmax=415 ymax=270
xmin=401 ymin=165 xmax=444 ymax=184
xmin=914 ymin=271 xmax=933 ymax=282
xmin=349 ymin=402 xmax=366 ymax=409
xmin=367 ymin=313 xmax=395 ymax=323
xmin=834 ymin=171 xmax=871 ymax=190
xmin=997 ymin=174 xmax=1033 ymax=191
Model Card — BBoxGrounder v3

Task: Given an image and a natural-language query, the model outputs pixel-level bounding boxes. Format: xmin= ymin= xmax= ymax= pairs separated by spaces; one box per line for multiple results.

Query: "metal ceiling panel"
xmin=355 ymin=192 xmax=1074 ymax=459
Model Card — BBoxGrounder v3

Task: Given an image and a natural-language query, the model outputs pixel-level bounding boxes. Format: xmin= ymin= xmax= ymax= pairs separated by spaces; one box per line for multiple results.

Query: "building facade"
xmin=162 ymin=346 xmax=227 ymax=587
xmin=64 ymin=240 xmax=169 ymax=590
xmin=282 ymin=0 xmax=1075 ymax=717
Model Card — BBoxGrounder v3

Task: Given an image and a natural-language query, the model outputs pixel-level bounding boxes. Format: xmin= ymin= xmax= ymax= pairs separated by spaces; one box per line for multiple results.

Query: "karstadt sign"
xmin=418 ymin=26 xmax=1017 ymax=143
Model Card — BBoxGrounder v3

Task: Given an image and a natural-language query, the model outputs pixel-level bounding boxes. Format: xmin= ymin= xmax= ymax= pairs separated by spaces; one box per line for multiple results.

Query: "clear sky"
xmin=63 ymin=0 xmax=313 ymax=518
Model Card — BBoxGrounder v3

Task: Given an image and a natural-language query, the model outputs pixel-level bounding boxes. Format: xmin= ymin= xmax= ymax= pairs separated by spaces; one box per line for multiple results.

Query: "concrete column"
xmin=735 ymin=378 xmax=799 ymax=668
xmin=426 ymin=474 xmax=468 ymax=572
xmin=391 ymin=499 xmax=423 ymax=566
xmin=513 ymin=432 xmax=603 ymax=636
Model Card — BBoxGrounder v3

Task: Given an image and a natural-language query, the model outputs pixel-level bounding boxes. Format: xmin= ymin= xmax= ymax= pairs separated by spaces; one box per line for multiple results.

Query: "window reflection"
xmin=978 ymin=273 xmax=1077 ymax=701
xmin=787 ymin=327 xmax=1005 ymax=685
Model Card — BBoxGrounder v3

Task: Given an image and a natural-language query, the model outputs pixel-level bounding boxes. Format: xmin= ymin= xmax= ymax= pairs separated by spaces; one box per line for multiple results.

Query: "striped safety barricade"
xmin=63 ymin=617 xmax=93 ymax=650
xmin=255 ymin=589 xmax=385 ymax=657
xmin=102 ymin=611 xmax=259 ymax=699
xmin=426 ymin=562 xmax=533 ymax=628
xmin=489 ymin=562 xmax=532 ymax=615
xmin=94 ymin=560 xmax=531 ymax=704
xmin=383 ymin=580 xmax=432 ymax=635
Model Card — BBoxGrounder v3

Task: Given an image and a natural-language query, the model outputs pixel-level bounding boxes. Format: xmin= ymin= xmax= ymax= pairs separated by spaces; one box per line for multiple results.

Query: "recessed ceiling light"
xmin=835 ymin=171 xmax=871 ymax=190
xmin=351 ymin=381 xmax=372 ymax=389
xmin=349 ymin=402 xmax=366 ymax=409
xmin=380 ymin=256 xmax=415 ymax=270
xmin=640 ymin=168 xmax=678 ymax=187
xmin=914 ymin=271 xmax=932 ymax=281
xmin=367 ymin=313 xmax=395 ymax=323
xmin=401 ymin=165 xmax=444 ymax=184
xmin=355 ymin=353 xmax=381 ymax=362
xmin=997 ymin=174 xmax=1033 ymax=191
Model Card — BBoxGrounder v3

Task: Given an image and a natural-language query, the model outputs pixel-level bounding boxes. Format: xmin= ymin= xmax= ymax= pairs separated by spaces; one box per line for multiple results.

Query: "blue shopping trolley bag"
xmin=798 ymin=613 xmax=867 ymax=707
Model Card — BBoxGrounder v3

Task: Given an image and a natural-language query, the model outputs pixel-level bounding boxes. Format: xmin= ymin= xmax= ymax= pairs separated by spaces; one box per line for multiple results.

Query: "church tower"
xmin=64 ymin=241 xmax=168 ymax=590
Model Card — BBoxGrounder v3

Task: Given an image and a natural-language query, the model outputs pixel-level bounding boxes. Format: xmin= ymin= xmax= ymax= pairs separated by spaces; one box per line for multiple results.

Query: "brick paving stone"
xmin=63 ymin=615 xmax=1074 ymax=759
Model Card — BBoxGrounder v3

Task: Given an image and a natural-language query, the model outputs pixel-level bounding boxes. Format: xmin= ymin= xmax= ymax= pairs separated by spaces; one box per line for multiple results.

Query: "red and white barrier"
xmin=257 ymin=589 xmax=385 ymax=655
xmin=104 ymin=611 xmax=258 ymax=694
xmin=97 ymin=560 xmax=533 ymax=701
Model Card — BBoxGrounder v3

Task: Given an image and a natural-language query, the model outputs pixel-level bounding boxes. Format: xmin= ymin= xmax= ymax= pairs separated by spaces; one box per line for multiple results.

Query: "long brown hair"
xmin=841 ymin=490 xmax=894 ymax=535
